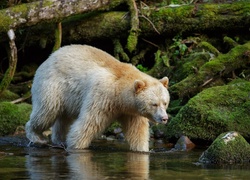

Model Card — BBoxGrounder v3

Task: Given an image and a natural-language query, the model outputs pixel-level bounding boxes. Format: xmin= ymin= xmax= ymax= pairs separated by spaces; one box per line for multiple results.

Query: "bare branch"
xmin=0 ymin=29 xmax=17 ymax=96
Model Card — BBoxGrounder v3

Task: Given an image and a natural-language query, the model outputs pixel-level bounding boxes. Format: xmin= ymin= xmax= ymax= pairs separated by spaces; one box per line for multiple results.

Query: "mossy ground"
xmin=0 ymin=90 xmax=19 ymax=102
xmin=0 ymin=102 xmax=31 ymax=136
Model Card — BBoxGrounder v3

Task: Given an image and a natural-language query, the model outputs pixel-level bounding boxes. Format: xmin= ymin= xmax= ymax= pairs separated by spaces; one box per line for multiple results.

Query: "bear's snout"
xmin=161 ymin=115 xmax=168 ymax=124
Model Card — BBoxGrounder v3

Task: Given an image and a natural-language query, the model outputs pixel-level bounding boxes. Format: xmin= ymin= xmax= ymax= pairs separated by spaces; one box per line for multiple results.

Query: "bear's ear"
xmin=134 ymin=80 xmax=146 ymax=93
xmin=160 ymin=77 xmax=169 ymax=88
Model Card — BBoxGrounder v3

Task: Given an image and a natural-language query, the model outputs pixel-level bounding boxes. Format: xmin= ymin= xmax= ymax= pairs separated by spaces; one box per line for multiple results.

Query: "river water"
xmin=0 ymin=139 xmax=250 ymax=179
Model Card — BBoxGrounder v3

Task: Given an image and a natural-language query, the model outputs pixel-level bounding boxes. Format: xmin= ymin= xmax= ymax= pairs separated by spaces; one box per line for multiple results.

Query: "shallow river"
xmin=0 ymin=139 xmax=250 ymax=179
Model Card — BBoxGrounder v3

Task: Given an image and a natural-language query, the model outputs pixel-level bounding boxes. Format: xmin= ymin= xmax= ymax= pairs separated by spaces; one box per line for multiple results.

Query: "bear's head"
xmin=134 ymin=77 xmax=170 ymax=124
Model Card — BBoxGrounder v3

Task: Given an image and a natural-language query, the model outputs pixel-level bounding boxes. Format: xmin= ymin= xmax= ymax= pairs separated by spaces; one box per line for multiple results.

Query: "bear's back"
xmin=53 ymin=45 xmax=147 ymax=80
xmin=35 ymin=45 xmax=156 ymax=87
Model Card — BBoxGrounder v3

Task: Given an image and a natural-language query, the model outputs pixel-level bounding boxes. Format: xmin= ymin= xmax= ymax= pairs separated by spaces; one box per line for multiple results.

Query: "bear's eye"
xmin=152 ymin=103 xmax=158 ymax=107
xmin=163 ymin=102 xmax=167 ymax=106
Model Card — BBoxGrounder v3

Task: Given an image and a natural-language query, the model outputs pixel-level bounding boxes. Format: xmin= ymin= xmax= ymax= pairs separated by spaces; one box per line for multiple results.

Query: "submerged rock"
xmin=199 ymin=131 xmax=250 ymax=164
xmin=174 ymin=135 xmax=195 ymax=151
xmin=154 ymin=129 xmax=165 ymax=139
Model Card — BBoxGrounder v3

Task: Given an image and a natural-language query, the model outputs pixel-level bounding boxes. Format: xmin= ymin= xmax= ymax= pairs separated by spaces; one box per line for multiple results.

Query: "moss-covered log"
xmin=142 ymin=2 xmax=250 ymax=36
xmin=170 ymin=41 xmax=250 ymax=98
xmin=0 ymin=0 xmax=126 ymax=33
xmin=0 ymin=2 xmax=250 ymax=45
xmin=63 ymin=1 xmax=250 ymax=41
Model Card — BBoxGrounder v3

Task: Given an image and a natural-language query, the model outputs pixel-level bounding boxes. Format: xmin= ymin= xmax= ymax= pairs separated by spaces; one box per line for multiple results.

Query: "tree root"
xmin=126 ymin=0 xmax=140 ymax=53
xmin=52 ymin=22 xmax=62 ymax=52
xmin=113 ymin=39 xmax=130 ymax=62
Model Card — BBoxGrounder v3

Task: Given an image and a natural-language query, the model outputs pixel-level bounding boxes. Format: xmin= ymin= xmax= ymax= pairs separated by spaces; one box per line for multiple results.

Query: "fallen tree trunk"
xmin=142 ymin=2 xmax=250 ymax=36
xmin=0 ymin=1 xmax=249 ymax=46
xmin=0 ymin=0 xmax=126 ymax=32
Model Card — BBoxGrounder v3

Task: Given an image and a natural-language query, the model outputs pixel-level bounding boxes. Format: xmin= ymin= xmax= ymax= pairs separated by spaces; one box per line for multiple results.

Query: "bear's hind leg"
xmin=119 ymin=116 xmax=149 ymax=152
xmin=52 ymin=116 xmax=74 ymax=146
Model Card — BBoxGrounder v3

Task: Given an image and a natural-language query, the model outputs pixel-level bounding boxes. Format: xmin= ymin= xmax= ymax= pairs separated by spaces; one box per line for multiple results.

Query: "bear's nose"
xmin=162 ymin=115 xmax=168 ymax=124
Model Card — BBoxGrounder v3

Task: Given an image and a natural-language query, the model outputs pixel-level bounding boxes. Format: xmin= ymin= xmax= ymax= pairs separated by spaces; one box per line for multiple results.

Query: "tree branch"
xmin=0 ymin=29 xmax=17 ymax=96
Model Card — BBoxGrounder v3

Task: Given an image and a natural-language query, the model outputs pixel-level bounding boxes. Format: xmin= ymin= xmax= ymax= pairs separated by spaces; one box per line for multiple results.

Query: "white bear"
xmin=25 ymin=45 xmax=170 ymax=152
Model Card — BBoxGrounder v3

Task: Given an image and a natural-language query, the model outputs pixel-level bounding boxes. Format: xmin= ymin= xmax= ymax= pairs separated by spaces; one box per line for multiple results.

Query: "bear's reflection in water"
xmin=25 ymin=149 xmax=149 ymax=179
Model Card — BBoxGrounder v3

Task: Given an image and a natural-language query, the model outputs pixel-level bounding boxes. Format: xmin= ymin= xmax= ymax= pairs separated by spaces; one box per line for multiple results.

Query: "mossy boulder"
xmin=199 ymin=131 xmax=250 ymax=164
xmin=0 ymin=102 xmax=31 ymax=136
xmin=165 ymin=79 xmax=250 ymax=141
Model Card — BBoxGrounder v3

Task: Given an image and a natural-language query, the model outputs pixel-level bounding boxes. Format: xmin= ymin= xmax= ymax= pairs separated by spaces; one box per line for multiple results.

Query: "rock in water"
xmin=174 ymin=135 xmax=195 ymax=151
xmin=199 ymin=131 xmax=250 ymax=164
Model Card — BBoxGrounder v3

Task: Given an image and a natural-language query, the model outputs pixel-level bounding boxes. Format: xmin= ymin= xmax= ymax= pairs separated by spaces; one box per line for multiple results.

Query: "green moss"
xmin=9 ymin=3 xmax=27 ymax=13
xmin=171 ymin=41 xmax=250 ymax=98
xmin=142 ymin=2 xmax=250 ymax=36
xmin=157 ymin=5 xmax=193 ymax=20
xmin=173 ymin=52 xmax=210 ymax=82
xmin=66 ymin=11 xmax=129 ymax=42
xmin=199 ymin=132 xmax=250 ymax=164
xmin=0 ymin=68 xmax=14 ymax=96
xmin=113 ymin=39 xmax=130 ymax=62
xmin=52 ymin=23 xmax=62 ymax=52
xmin=126 ymin=31 xmax=138 ymax=53
xmin=198 ymin=4 xmax=218 ymax=21
xmin=201 ymin=60 xmax=225 ymax=74
xmin=0 ymin=13 xmax=12 ymax=30
xmin=147 ymin=51 xmax=169 ymax=78
xmin=199 ymin=41 xmax=220 ymax=56
xmin=166 ymin=80 xmax=250 ymax=141
xmin=105 ymin=121 xmax=121 ymax=134
xmin=223 ymin=36 xmax=238 ymax=47
xmin=0 ymin=102 xmax=31 ymax=136
xmin=0 ymin=90 xmax=19 ymax=102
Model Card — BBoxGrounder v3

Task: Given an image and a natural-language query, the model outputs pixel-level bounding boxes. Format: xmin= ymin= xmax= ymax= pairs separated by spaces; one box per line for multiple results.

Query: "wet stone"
xmin=199 ymin=131 xmax=250 ymax=164
xmin=154 ymin=129 xmax=165 ymax=139
xmin=173 ymin=135 xmax=195 ymax=151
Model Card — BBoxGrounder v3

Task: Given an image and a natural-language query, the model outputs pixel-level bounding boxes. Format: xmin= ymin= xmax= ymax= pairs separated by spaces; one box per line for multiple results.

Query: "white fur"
xmin=25 ymin=45 xmax=170 ymax=152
